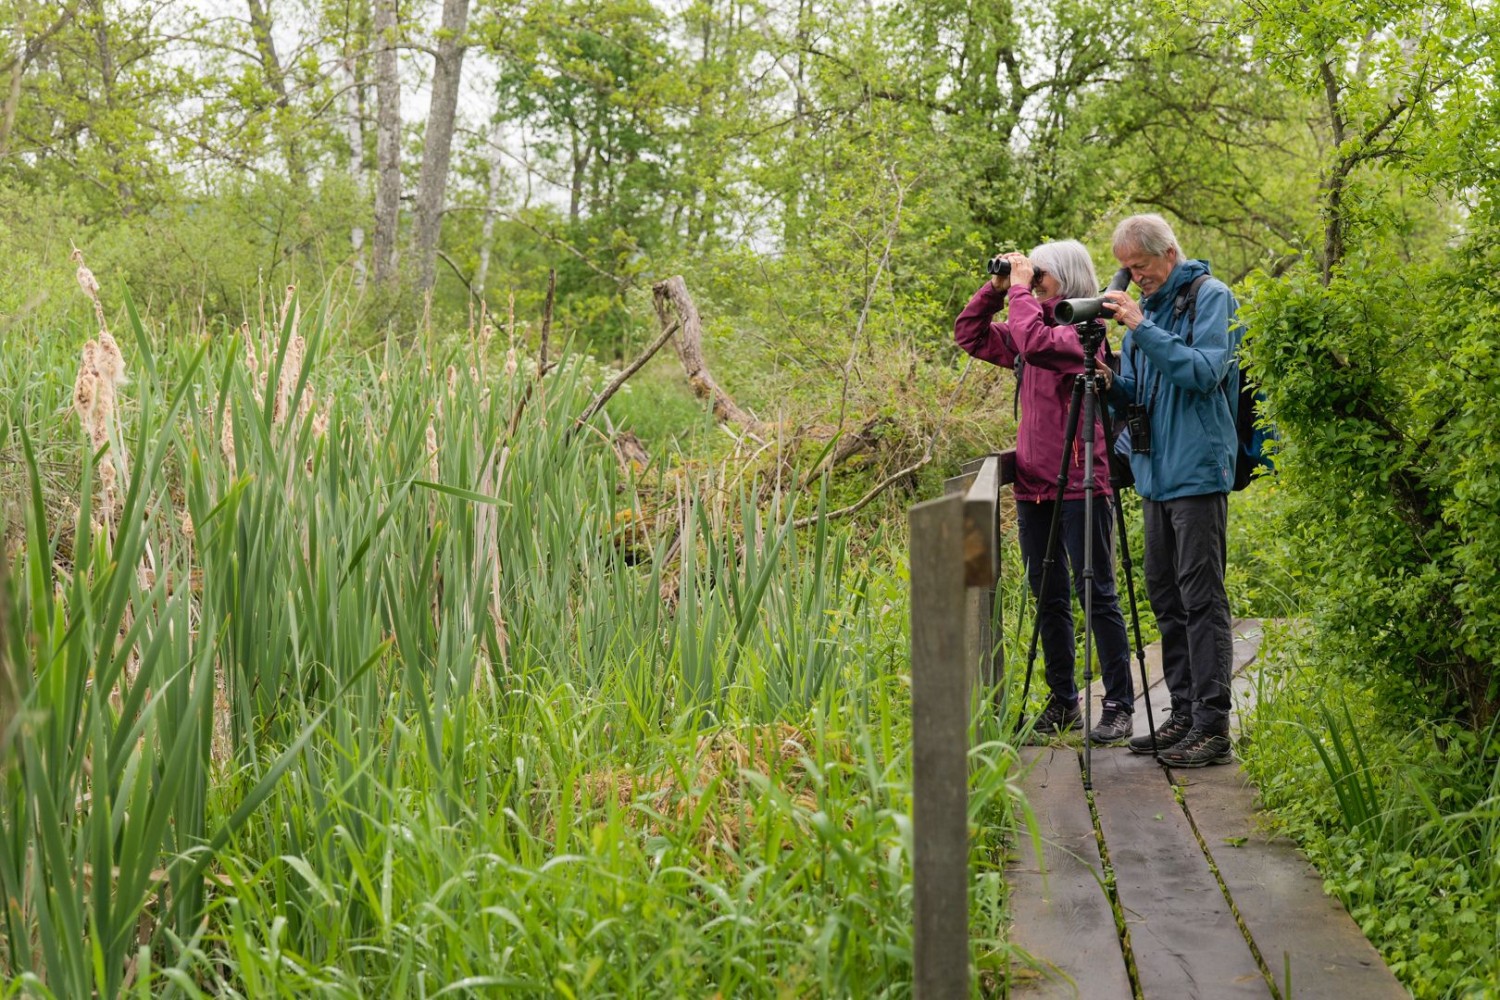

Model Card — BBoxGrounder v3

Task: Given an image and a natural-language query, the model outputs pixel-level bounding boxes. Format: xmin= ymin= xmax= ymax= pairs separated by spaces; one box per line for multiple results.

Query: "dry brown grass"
xmin=576 ymin=723 xmax=854 ymax=857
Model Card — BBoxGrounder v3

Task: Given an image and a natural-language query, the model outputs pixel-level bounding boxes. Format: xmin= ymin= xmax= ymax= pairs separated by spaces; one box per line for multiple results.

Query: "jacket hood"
xmin=1143 ymin=258 xmax=1212 ymax=312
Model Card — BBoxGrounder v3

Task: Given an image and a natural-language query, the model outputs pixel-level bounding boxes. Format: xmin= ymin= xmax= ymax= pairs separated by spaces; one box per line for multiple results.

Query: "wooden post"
xmin=912 ymin=452 xmax=1011 ymax=998
xmin=910 ymin=492 xmax=970 ymax=1000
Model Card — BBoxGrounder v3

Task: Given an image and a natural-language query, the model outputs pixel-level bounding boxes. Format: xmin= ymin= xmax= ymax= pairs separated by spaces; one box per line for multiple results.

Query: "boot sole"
xmin=1159 ymin=753 xmax=1233 ymax=768
xmin=1129 ymin=737 xmax=1186 ymax=755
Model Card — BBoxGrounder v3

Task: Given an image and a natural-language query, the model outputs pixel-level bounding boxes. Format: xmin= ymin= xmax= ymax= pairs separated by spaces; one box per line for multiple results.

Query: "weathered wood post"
xmin=910 ymin=452 xmax=1011 ymax=999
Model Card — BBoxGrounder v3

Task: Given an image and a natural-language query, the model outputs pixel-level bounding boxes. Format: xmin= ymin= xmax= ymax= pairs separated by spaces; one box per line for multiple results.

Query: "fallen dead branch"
xmin=652 ymin=276 xmax=766 ymax=438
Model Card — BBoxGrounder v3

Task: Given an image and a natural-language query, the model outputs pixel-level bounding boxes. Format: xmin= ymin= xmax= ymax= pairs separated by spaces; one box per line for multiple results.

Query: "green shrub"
xmin=1243 ymin=651 xmax=1500 ymax=997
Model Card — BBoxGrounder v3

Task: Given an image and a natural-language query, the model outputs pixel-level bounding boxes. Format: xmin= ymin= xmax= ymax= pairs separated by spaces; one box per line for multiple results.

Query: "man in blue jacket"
xmin=1103 ymin=214 xmax=1240 ymax=767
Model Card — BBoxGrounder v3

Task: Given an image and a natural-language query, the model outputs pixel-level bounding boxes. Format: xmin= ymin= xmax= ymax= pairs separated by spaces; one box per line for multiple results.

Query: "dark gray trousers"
xmin=1142 ymin=493 xmax=1233 ymax=734
xmin=1017 ymin=498 xmax=1135 ymax=710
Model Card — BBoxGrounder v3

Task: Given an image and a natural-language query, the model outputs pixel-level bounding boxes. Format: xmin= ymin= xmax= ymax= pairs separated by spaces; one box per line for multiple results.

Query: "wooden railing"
xmin=908 ymin=450 xmax=1015 ymax=999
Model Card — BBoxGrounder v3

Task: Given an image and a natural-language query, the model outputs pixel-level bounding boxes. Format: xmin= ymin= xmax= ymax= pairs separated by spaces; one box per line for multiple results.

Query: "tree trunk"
xmin=246 ymin=0 xmax=304 ymax=182
xmin=0 ymin=46 xmax=24 ymax=157
xmin=568 ymin=130 xmax=586 ymax=224
xmin=90 ymin=0 xmax=132 ymax=211
xmin=342 ymin=54 xmax=367 ymax=288
xmin=1318 ymin=59 xmax=1347 ymax=286
xmin=1 ymin=2 xmax=82 ymax=155
xmin=411 ymin=0 xmax=471 ymax=296
xmin=475 ymin=117 xmax=504 ymax=297
xmin=372 ymin=0 xmax=401 ymax=287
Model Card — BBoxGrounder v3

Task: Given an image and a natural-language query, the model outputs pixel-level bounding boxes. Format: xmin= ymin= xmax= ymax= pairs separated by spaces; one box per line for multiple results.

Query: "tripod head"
xmin=1075 ymin=318 xmax=1108 ymax=359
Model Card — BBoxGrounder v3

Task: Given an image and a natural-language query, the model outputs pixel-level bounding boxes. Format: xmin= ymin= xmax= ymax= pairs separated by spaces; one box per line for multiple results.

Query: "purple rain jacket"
xmin=954 ymin=281 xmax=1114 ymax=503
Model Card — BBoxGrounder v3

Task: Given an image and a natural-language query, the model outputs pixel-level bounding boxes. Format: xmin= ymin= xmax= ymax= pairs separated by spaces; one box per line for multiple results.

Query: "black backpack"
xmin=1174 ymin=275 xmax=1274 ymax=491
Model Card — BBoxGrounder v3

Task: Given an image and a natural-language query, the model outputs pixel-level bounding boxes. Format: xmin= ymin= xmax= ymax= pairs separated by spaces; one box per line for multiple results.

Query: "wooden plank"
xmin=1173 ymin=768 xmax=1408 ymax=1000
xmin=1090 ymin=751 xmax=1271 ymax=998
xmin=1007 ymin=747 xmax=1132 ymax=998
xmin=909 ymin=494 xmax=970 ymax=1000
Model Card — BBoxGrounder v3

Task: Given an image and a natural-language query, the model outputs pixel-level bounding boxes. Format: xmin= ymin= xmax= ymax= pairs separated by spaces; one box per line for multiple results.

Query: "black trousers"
xmin=1142 ymin=493 xmax=1233 ymax=734
xmin=1017 ymin=497 xmax=1135 ymax=711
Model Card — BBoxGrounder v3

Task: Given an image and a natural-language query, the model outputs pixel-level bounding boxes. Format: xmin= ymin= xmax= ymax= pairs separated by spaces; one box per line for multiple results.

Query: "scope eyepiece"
xmin=1055 ymin=268 xmax=1131 ymax=323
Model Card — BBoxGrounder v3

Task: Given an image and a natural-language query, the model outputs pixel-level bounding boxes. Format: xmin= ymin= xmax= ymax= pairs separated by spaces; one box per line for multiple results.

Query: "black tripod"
xmin=1015 ymin=318 xmax=1158 ymax=789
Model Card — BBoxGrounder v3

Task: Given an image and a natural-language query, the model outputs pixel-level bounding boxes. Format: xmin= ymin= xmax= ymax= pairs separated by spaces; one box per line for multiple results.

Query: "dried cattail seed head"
xmin=241 ymin=323 xmax=259 ymax=374
xmin=97 ymin=331 xmax=127 ymax=386
xmin=220 ymin=416 xmax=236 ymax=466
xmin=73 ymin=367 xmax=98 ymax=424
xmin=76 ymin=264 xmax=100 ymax=300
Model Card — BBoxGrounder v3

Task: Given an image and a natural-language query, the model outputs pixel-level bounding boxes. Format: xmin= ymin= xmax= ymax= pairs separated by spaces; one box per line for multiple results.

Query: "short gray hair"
xmin=1028 ymin=239 xmax=1100 ymax=300
xmin=1112 ymin=214 xmax=1183 ymax=261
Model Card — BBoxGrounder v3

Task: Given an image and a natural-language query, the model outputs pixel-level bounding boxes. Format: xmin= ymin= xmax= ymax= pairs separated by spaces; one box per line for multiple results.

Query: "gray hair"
xmin=1112 ymin=214 xmax=1183 ymax=260
xmin=1028 ymin=239 xmax=1100 ymax=300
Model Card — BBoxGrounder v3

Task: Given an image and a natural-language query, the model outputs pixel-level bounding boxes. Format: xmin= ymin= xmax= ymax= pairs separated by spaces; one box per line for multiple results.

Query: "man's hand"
xmin=1103 ymin=290 xmax=1143 ymax=330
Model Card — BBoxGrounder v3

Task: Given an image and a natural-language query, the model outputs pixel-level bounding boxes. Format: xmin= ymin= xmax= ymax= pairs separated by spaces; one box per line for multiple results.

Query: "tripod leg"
xmin=1080 ymin=382 xmax=1097 ymax=791
xmin=1098 ymin=401 xmax=1159 ymax=754
xmin=1016 ymin=378 xmax=1087 ymax=734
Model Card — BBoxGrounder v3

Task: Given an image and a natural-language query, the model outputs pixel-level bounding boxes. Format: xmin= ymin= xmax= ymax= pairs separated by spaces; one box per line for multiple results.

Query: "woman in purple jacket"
xmin=953 ymin=240 xmax=1135 ymax=743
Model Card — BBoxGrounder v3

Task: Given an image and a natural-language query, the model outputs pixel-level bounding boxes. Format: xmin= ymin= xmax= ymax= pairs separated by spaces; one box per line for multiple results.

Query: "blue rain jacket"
xmin=1108 ymin=259 xmax=1241 ymax=500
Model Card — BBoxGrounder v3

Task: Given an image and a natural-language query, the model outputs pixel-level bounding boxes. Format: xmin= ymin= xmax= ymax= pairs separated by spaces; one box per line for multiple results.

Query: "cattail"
xmin=273 ymin=335 xmax=305 ymax=427
xmin=73 ymin=346 xmax=99 ymax=425
xmin=220 ymin=412 xmax=236 ymax=466
xmin=311 ymin=405 xmax=330 ymax=439
xmin=242 ymin=323 xmax=258 ymax=375
xmin=89 ymin=378 xmax=114 ymax=452
xmin=426 ymin=422 xmax=439 ymax=481
xmin=72 ymin=247 xmax=108 ymax=331
xmin=73 ymin=253 xmax=98 ymax=299
xmin=73 ymin=339 xmax=114 ymax=452
xmin=179 ymin=511 xmax=195 ymax=540
xmin=505 ymin=347 xmax=518 ymax=377
xmin=97 ymin=330 xmax=127 ymax=386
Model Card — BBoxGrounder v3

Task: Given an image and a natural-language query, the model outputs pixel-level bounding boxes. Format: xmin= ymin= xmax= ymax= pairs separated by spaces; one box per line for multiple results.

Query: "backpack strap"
xmin=1172 ymin=274 xmax=1212 ymax=344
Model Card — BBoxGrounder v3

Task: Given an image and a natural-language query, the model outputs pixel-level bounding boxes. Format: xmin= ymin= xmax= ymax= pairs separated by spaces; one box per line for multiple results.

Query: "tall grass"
xmin=0 ymin=287 xmax=1023 ymax=997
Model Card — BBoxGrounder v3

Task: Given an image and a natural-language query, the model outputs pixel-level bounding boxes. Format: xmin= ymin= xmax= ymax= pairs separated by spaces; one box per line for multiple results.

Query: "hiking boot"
xmin=1157 ymin=728 xmax=1233 ymax=768
xmin=1128 ymin=712 xmax=1193 ymax=755
xmin=1088 ymin=703 xmax=1134 ymax=746
xmin=1032 ymin=697 xmax=1081 ymax=736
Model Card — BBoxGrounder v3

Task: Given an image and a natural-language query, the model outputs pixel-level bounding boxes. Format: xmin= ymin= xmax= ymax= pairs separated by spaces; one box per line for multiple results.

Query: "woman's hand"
xmin=1005 ymin=253 xmax=1034 ymax=290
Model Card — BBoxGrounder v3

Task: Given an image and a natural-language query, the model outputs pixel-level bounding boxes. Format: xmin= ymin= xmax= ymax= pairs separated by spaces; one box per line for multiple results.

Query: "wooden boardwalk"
xmin=1004 ymin=620 xmax=1409 ymax=999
